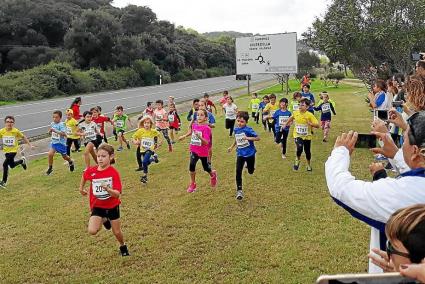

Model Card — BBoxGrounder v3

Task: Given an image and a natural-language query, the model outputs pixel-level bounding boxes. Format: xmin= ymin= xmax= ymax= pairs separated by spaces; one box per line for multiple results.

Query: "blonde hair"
xmin=138 ymin=116 xmax=153 ymax=128
xmin=406 ymin=74 xmax=425 ymax=111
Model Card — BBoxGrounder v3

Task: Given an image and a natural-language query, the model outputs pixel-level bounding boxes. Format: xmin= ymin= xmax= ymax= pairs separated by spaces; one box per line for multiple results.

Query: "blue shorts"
xmin=51 ymin=143 xmax=67 ymax=155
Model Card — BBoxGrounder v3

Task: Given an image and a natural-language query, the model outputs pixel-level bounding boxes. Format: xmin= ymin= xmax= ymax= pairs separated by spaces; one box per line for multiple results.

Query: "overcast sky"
xmin=112 ymin=0 xmax=330 ymax=36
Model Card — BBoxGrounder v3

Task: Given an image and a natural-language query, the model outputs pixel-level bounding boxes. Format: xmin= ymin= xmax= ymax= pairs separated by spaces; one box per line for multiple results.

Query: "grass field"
xmin=0 ymin=81 xmax=378 ymax=283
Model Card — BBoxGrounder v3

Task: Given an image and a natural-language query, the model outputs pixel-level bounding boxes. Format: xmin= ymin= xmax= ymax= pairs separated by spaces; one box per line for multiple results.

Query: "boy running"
xmin=112 ymin=106 xmax=132 ymax=151
xmin=46 ymin=110 xmax=75 ymax=175
xmin=65 ymin=109 xmax=81 ymax=156
xmin=204 ymin=93 xmax=217 ymax=114
xmin=263 ymin=93 xmax=279 ymax=138
xmin=248 ymin=93 xmax=261 ymax=124
xmin=0 ymin=116 xmax=32 ymax=188
xmin=258 ymin=95 xmax=270 ymax=131
xmin=314 ymin=92 xmax=336 ymax=142
xmin=227 ymin=111 xmax=260 ymax=200
xmin=273 ymin=98 xmax=292 ymax=159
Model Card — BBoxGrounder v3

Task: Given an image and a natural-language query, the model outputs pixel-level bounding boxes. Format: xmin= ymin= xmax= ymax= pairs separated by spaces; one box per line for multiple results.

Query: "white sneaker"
xmin=281 ymin=154 xmax=286 ymax=159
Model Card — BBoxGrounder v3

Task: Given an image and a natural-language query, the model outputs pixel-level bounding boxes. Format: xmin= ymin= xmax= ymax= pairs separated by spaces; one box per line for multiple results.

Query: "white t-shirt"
xmin=78 ymin=121 xmax=98 ymax=143
xmin=224 ymin=103 xmax=238 ymax=120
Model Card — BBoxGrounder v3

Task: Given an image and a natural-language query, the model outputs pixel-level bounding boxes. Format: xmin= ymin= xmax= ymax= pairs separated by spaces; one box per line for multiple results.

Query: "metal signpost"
xmin=236 ymin=33 xmax=298 ymax=94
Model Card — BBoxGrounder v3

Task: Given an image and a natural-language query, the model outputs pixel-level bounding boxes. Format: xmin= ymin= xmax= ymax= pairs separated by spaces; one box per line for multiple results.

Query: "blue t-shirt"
xmin=234 ymin=126 xmax=257 ymax=157
xmin=258 ymin=102 xmax=266 ymax=110
xmin=302 ymin=92 xmax=315 ymax=111
xmin=50 ymin=122 xmax=67 ymax=145
xmin=193 ymin=112 xmax=216 ymax=125
xmin=375 ymin=91 xmax=386 ymax=108
xmin=314 ymin=102 xmax=336 ymax=121
xmin=272 ymin=109 xmax=292 ymax=132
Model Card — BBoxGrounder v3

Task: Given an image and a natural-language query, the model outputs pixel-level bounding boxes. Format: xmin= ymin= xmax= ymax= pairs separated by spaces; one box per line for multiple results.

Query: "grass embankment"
xmin=0 ymin=81 xmax=377 ymax=283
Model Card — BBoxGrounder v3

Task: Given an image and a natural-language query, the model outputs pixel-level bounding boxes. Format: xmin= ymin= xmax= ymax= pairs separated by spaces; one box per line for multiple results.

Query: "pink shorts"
xmin=321 ymin=120 xmax=331 ymax=130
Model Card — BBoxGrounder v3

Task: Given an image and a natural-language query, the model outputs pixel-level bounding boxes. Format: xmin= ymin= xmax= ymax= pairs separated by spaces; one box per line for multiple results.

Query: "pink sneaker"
xmin=187 ymin=182 xmax=197 ymax=193
xmin=210 ymin=170 xmax=217 ymax=187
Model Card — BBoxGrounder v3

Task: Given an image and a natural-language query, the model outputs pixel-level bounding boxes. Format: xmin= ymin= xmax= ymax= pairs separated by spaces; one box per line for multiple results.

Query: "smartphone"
xmin=412 ymin=52 xmax=424 ymax=61
xmin=316 ymin=272 xmax=419 ymax=284
xmin=374 ymin=110 xmax=389 ymax=121
xmin=355 ymin=134 xmax=377 ymax=148
xmin=392 ymin=101 xmax=403 ymax=108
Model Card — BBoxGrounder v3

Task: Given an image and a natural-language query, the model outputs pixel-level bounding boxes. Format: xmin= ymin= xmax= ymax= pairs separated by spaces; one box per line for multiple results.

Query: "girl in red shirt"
xmin=91 ymin=106 xmax=112 ymax=144
xmin=79 ymin=144 xmax=130 ymax=256
xmin=168 ymin=103 xmax=181 ymax=143
xmin=70 ymin=97 xmax=82 ymax=120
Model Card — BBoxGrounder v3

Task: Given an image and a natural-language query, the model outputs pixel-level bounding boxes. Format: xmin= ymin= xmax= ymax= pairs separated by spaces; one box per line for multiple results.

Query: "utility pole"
xmin=159 ymin=75 xmax=162 ymax=85
xmin=247 ymin=74 xmax=251 ymax=94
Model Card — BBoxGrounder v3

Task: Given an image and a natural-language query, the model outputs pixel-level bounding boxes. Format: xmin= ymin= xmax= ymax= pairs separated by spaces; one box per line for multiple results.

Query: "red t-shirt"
xmin=83 ymin=166 xmax=122 ymax=209
xmin=71 ymin=104 xmax=81 ymax=120
xmin=92 ymin=115 xmax=110 ymax=134
xmin=206 ymin=99 xmax=215 ymax=112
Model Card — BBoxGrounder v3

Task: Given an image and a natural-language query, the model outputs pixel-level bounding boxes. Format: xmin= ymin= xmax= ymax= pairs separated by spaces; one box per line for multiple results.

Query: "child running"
xmin=78 ymin=111 xmax=102 ymax=170
xmin=179 ymin=109 xmax=217 ymax=193
xmin=79 ymin=143 xmax=130 ymax=256
xmin=92 ymin=107 xmax=112 ymax=144
xmin=289 ymin=92 xmax=302 ymax=112
xmin=223 ymin=96 xmax=238 ymax=137
xmin=0 ymin=116 xmax=32 ymax=188
xmin=192 ymin=99 xmax=216 ymax=164
xmin=263 ymin=93 xmax=279 ymax=138
xmin=248 ymin=93 xmax=261 ymax=124
xmin=112 ymin=106 xmax=132 ymax=151
xmin=204 ymin=93 xmax=217 ymax=114
xmin=65 ymin=109 xmax=81 ymax=157
xmin=272 ymin=98 xmax=292 ymax=159
xmin=46 ymin=110 xmax=75 ymax=175
xmin=282 ymin=98 xmax=319 ymax=171
xmin=168 ymin=103 xmax=181 ymax=144
xmin=132 ymin=116 xmax=160 ymax=182
xmin=314 ymin=92 xmax=336 ymax=142
xmin=142 ymin=102 xmax=154 ymax=118
xmin=154 ymin=100 xmax=173 ymax=152
xmin=227 ymin=111 xmax=260 ymax=200
xmin=186 ymin=99 xmax=200 ymax=122
xmin=258 ymin=95 xmax=270 ymax=131
xmin=219 ymin=90 xmax=229 ymax=115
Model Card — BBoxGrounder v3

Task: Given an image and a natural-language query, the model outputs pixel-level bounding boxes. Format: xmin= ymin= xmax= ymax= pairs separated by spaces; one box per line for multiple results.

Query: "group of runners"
xmin=0 ymin=83 xmax=336 ymax=256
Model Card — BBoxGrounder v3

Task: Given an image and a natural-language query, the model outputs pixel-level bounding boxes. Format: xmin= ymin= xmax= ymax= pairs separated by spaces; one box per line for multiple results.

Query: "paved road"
xmin=0 ymin=74 xmax=272 ymax=138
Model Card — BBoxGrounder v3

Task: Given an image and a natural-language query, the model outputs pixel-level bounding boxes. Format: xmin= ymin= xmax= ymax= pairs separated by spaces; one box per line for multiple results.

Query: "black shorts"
xmin=84 ymin=139 xmax=101 ymax=148
xmin=117 ymin=129 xmax=125 ymax=135
xmin=225 ymin=119 xmax=236 ymax=129
xmin=91 ymin=205 xmax=120 ymax=220
xmin=169 ymin=126 xmax=179 ymax=130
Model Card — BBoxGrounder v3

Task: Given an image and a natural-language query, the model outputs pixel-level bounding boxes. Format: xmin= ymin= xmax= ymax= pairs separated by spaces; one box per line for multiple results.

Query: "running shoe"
xmin=152 ymin=153 xmax=159 ymax=163
xmin=0 ymin=181 xmax=6 ymax=189
xmin=117 ymin=146 xmax=123 ymax=152
xmin=21 ymin=156 xmax=27 ymax=170
xmin=46 ymin=167 xmax=53 ymax=176
xmin=281 ymin=154 xmax=286 ymax=159
xmin=375 ymin=154 xmax=388 ymax=161
xmin=293 ymin=160 xmax=300 ymax=171
xmin=69 ymin=160 xmax=75 ymax=172
xmin=322 ymin=138 xmax=328 ymax=142
xmin=119 ymin=244 xmax=130 ymax=256
xmin=140 ymin=175 xmax=148 ymax=184
xmin=307 ymin=165 xmax=312 ymax=172
xmin=135 ymin=167 xmax=143 ymax=172
xmin=187 ymin=182 xmax=197 ymax=193
xmin=210 ymin=170 xmax=217 ymax=187
xmin=168 ymin=144 xmax=173 ymax=152
xmin=236 ymin=190 xmax=244 ymax=200
xmin=126 ymin=142 xmax=131 ymax=150
xmin=103 ymin=218 xmax=111 ymax=230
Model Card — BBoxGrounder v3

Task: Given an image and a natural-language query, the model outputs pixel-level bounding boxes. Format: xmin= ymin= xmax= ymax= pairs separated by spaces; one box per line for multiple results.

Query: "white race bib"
xmin=156 ymin=114 xmax=163 ymax=121
xmin=2 ymin=136 xmax=15 ymax=147
xmin=168 ymin=115 xmax=174 ymax=122
xmin=322 ymin=104 xmax=331 ymax=112
xmin=66 ymin=127 xmax=73 ymax=135
xmin=190 ymin=131 xmax=202 ymax=146
xmin=235 ymin=133 xmax=250 ymax=148
xmin=141 ymin=138 xmax=154 ymax=149
xmin=115 ymin=120 xmax=124 ymax=128
xmin=279 ymin=116 xmax=290 ymax=126
xmin=251 ymin=103 xmax=259 ymax=110
xmin=295 ymin=124 xmax=308 ymax=136
xmin=51 ymin=131 xmax=61 ymax=140
xmin=85 ymin=130 xmax=96 ymax=140
xmin=92 ymin=177 xmax=112 ymax=200
xmin=293 ymin=104 xmax=299 ymax=111
xmin=226 ymin=109 xmax=235 ymax=117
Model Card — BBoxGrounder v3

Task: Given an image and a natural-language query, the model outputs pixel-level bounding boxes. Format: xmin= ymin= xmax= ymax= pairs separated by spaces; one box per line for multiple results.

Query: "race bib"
xmin=51 ymin=131 xmax=61 ymax=140
xmin=115 ymin=120 xmax=124 ymax=128
xmin=295 ymin=124 xmax=308 ymax=136
xmin=251 ymin=104 xmax=259 ymax=110
xmin=322 ymin=104 xmax=331 ymax=112
xmin=2 ymin=136 xmax=15 ymax=147
xmin=190 ymin=131 xmax=202 ymax=146
xmin=92 ymin=177 xmax=112 ymax=200
xmin=168 ymin=115 xmax=174 ymax=122
xmin=141 ymin=138 xmax=154 ymax=149
xmin=270 ymin=110 xmax=276 ymax=117
xmin=226 ymin=109 xmax=235 ymax=117
xmin=293 ymin=104 xmax=299 ymax=111
xmin=279 ymin=116 xmax=290 ymax=126
xmin=66 ymin=127 xmax=73 ymax=135
xmin=85 ymin=130 xmax=96 ymax=140
xmin=156 ymin=114 xmax=163 ymax=121
xmin=235 ymin=133 xmax=250 ymax=148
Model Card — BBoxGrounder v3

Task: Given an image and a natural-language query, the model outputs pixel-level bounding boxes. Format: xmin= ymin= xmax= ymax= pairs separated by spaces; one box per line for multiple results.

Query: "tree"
xmin=64 ymin=10 xmax=123 ymax=69
xmin=120 ymin=5 xmax=156 ymax=36
xmin=298 ymin=51 xmax=320 ymax=73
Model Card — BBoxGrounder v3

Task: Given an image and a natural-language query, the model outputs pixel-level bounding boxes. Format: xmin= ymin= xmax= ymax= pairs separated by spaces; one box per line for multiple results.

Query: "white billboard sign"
xmin=236 ymin=33 xmax=297 ymax=74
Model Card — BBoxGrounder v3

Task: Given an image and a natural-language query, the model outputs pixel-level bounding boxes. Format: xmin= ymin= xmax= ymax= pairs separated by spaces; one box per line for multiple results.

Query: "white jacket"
xmin=326 ymin=146 xmax=425 ymax=230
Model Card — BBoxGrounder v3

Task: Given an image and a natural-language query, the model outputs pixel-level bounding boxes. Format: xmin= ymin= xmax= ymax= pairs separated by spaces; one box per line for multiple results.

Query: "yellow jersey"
xmin=0 ymin=127 xmax=24 ymax=153
xmin=65 ymin=118 xmax=80 ymax=139
xmin=264 ymin=102 xmax=279 ymax=123
xmin=132 ymin=128 xmax=160 ymax=152
xmin=292 ymin=111 xmax=318 ymax=140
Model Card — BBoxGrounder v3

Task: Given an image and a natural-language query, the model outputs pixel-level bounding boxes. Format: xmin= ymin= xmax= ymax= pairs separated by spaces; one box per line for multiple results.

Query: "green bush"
xmin=70 ymin=70 xmax=96 ymax=94
xmin=194 ymin=69 xmax=207 ymax=79
xmin=206 ymin=67 xmax=225 ymax=78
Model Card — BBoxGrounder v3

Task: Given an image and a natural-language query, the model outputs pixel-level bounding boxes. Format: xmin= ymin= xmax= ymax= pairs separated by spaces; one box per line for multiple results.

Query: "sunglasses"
xmin=386 ymin=240 xmax=410 ymax=259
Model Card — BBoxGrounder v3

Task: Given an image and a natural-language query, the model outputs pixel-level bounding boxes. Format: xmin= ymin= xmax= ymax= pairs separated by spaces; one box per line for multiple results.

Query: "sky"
xmin=112 ymin=0 xmax=330 ymax=37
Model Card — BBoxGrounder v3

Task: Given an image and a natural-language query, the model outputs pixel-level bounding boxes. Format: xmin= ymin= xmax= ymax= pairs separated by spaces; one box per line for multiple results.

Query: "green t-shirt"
xmin=113 ymin=114 xmax=128 ymax=131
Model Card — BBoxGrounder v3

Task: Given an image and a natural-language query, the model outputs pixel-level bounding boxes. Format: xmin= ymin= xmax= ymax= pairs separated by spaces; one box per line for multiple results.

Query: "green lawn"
xmin=0 ymin=81 xmax=377 ymax=283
